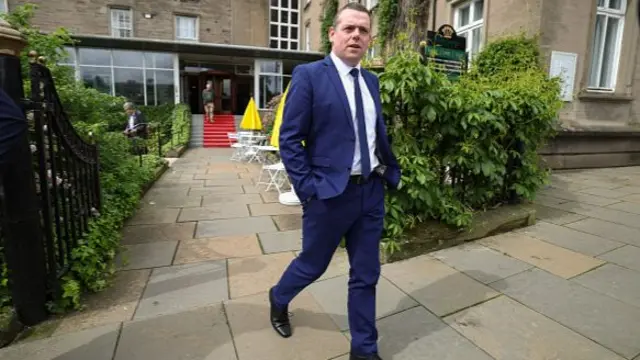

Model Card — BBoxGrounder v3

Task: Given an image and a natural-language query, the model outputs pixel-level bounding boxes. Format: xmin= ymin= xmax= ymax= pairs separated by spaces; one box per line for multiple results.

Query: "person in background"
xmin=202 ymin=80 xmax=215 ymax=123
xmin=123 ymin=102 xmax=147 ymax=139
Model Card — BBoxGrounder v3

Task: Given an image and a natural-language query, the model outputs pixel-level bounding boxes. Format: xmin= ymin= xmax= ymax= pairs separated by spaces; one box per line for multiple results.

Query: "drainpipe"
xmin=432 ymin=0 xmax=438 ymax=31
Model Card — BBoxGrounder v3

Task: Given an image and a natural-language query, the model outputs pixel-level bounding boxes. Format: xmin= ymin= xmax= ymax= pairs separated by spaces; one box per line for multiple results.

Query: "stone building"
xmin=302 ymin=0 xmax=640 ymax=168
xmin=3 ymin=0 xmax=324 ymax=115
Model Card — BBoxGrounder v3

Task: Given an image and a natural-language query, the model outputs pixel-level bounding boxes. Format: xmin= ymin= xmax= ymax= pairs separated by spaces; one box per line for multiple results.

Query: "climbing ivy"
xmin=376 ymin=0 xmax=398 ymax=52
xmin=320 ymin=0 xmax=339 ymax=54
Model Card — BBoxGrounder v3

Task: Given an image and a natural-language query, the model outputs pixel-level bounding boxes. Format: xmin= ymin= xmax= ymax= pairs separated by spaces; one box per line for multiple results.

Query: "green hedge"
xmin=378 ymin=34 xmax=562 ymax=254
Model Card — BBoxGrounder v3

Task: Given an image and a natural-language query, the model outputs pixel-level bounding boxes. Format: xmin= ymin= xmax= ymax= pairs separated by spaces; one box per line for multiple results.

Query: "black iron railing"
xmin=28 ymin=59 xmax=101 ymax=300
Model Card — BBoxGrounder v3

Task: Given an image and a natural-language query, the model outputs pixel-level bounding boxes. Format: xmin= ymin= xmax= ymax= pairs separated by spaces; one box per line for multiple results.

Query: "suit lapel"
xmin=362 ymin=71 xmax=383 ymax=127
xmin=324 ymin=56 xmax=355 ymax=132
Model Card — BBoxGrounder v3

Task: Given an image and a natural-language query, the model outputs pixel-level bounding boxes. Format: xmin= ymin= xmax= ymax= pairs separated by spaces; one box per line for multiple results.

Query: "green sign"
xmin=421 ymin=25 xmax=467 ymax=79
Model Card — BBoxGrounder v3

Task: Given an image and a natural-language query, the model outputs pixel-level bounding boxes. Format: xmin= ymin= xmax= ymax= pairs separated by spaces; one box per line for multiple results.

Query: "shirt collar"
xmin=330 ymin=52 xmax=361 ymax=77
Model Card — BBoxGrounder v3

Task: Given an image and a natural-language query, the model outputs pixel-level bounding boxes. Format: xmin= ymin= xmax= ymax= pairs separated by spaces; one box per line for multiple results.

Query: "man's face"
xmin=329 ymin=9 xmax=371 ymax=67
xmin=125 ymin=109 xmax=134 ymax=116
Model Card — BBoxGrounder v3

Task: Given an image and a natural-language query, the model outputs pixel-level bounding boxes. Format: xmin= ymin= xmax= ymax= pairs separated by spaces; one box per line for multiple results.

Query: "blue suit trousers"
xmin=272 ymin=175 xmax=385 ymax=356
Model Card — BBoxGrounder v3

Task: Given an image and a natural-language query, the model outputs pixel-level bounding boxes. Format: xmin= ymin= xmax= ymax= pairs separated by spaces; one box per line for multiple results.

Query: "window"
xmin=454 ymin=0 xmax=484 ymax=62
xmin=269 ymin=0 xmax=300 ymax=50
xmin=366 ymin=0 xmax=378 ymax=9
xmin=176 ymin=15 xmax=198 ymax=41
xmin=110 ymin=8 xmax=133 ymax=38
xmin=255 ymin=60 xmax=283 ymax=109
xmin=63 ymin=47 xmax=176 ymax=106
xmin=305 ymin=23 xmax=311 ymax=51
xmin=0 ymin=0 xmax=7 ymax=13
xmin=587 ymin=0 xmax=627 ymax=91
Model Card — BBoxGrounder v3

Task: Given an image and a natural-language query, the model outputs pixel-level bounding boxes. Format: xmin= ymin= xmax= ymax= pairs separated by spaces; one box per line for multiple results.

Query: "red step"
xmin=202 ymin=114 xmax=237 ymax=148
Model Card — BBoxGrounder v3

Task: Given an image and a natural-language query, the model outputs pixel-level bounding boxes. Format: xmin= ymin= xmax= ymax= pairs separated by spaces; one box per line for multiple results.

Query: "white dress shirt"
xmin=330 ymin=52 xmax=379 ymax=175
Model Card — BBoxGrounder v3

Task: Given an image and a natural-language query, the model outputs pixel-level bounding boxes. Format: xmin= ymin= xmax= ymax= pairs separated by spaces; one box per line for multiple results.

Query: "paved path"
xmin=3 ymin=148 xmax=640 ymax=359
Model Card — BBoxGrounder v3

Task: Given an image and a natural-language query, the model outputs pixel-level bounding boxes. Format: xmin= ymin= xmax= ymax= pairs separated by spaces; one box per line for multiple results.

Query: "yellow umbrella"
xmin=270 ymin=83 xmax=291 ymax=148
xmin=239 ymin=97 xmax=263 ymax=131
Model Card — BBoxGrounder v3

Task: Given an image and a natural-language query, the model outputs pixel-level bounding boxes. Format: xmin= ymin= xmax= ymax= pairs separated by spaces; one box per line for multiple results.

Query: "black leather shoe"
xmin=269 ymin=287 xmax=292 ymax=338
xmin=349 ymin=353 xmax=382 ymax=360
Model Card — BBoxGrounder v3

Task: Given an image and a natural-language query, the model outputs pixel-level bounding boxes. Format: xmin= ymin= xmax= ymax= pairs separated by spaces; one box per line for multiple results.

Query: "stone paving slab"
xmin=134 ymin=260 xmax=228 ymax=320
xmin=249 ymin=203 xmax=302 ymax=216
xmin=374 ymin=306 xmax=494 ymax=360
xmin=195 ymin=216 xmax=278 ymax=238
xmin=445 ymin=296 xmax=625 ymax=360
xmin=188 ymin=187 xmax=246 ymax=196
xmin=122 ymin=222 xmax=196 ymax=245
xmin=382 ymin=255 xmax=500 ymax=316
xmin=259 ymin=229 xmax=303 ymax=253
xmin=272 ymin=214 xmax=303 ymax=231
xmin=115 ymin=305 xmax=236 ymax=360
xmin=577 ymin=187 xmax=629 ymax=199
xmin=205 ymin=178 xmax=254 ymax=187
xmin=125 ymin=208 xmax=181 ymax=225
xmin=0 ymin=323 xmax=120 ymax=360
xmin=573 ymin=263 xmax=640 ymax=308
xmin=224 ymin=291 xmax=350 ymax=360
xmin=174 ymin=235 xmax=262 ymax=264
xmin=598 ymin=245 xmax=640 ymax=272
xmin=430 ymin=242 xmax=533 ymax=284
xmin=539 ymin=187 xmax=622 ymax=206
xmin=516 ymin=221 xmax=623 ymax=256
xmin=565 ymin=218 xmax=640 ymax=247
xmin=491 ymin=268 xmax=640 ymax=359
xmin=201 ymin=193 xmax=264 ymax=205
xmin=478 ymin=232 xmax=605 ymax=278
xmin=307 ymin=275 xmax=418 ymax=331
xmin=532 ymin=204 xmax=588 ymax=225
xmin=116 ymin=241 xmax=178 ymax=270
xmin=54 ymin=269 xmax=150 ymax=336
xmin=138 ymin=193 xmax=203 ymax=208
xmin=227 ymin=252 xmax=295 ymax=299
xmin=550 ymin=201 xmax=640 ymax=230
xmin=608 ymin=201 xmax=640 ymax=214
xmin=177 ymin=204 xmax=250 ymax=222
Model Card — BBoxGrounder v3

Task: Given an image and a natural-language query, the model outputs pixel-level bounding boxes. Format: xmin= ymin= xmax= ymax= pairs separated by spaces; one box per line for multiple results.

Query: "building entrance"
xmin=184 ymin=70 xmax=251 ymax=115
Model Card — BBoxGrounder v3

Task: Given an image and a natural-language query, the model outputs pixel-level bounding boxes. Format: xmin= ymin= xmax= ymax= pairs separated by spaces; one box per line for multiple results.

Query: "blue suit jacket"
xmin=278 ymin=55 xmax=401 ymax=203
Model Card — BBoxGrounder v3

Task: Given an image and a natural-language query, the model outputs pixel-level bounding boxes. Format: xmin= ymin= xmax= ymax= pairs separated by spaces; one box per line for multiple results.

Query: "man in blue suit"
xmin=269 ymin=3 xmax=401 ymax=360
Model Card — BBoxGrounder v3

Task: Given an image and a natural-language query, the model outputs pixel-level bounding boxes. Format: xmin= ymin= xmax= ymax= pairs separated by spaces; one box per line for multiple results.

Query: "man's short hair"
xmin=123 ymin=102 xmax=135 ymax=111
xmin=333 ymin=3 xmax=371 ymax=27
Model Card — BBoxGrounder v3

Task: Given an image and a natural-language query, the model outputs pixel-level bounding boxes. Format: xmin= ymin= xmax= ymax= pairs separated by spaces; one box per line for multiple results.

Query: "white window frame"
xmin=110 ymin=8 xmax=133 ymax=38
xmin=587 ymin=0 xmax=627 ymax=92
xmin=175 ymin=15 xmax=199 ymax=42
xmin=0 ymin=0 xmax=8 ymax=13
xmin=366 ymin=0 xmax=378 ymax=10
xmin=305 ymin=23 xmax=311 ymax=51
xmin=269 ymin=0 xmax=300 ymax=50
xmin=453 ymin=0 xmax=484 ymax=62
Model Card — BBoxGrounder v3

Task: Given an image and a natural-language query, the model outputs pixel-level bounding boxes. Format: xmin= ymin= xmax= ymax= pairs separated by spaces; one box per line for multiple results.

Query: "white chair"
xmin=279 ymin=188 xmax=301 ymax=206
xmin=256 ymin=161 xmax=290 ymax=193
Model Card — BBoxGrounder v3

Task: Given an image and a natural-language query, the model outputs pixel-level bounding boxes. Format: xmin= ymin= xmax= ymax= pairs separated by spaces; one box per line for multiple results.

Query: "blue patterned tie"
xmin=349 ymin=68 xmax=371 ymax=179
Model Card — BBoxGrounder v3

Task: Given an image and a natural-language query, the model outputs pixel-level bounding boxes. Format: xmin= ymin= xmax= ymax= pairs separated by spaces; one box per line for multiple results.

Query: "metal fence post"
xmin=0 ymin=18 xmax=48 ymax=325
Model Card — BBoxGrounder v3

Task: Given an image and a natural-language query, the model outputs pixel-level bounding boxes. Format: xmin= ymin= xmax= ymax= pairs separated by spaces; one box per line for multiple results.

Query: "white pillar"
xmin=173 ymin=53 xmax=180 ymax=104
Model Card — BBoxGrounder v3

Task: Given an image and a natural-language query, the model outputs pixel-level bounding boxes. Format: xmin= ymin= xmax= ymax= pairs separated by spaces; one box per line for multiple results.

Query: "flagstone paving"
xmin=3 ymin=148 xmax=640 ymax=359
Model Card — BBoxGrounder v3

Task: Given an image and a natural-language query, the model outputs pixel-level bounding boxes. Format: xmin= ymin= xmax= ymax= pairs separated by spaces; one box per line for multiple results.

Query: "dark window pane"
xmin=80 ymin=66 xmax=112 ymax=94
xmin=280 ymin=26 xmax=288 ymax=38
xmin=281 ymin=0 xmax=288 ymax=7
xmin=271 ymin=9 xmax=278 ymax=22
xmin=271 ymin=24 xmax=278 ymax=36
xmin=146 ymin=70 xmax=155 ymax=105
xmin=280 ymin=40 xmax=288 ymax=49
xmin=78 ymin=48 xmax=111 ymax=66
xmin=154 ymin=53 xmax=173 ymax=69
xmin=281 ymin=10 xmax=288 ymax=23
xmin=156 ymin=70 xmax=175 ymax=105
xmin=271 ymin=0 xmax=278 ymax=6
xmin=290 ymin=41 xmax=298 ymax=50
xmin=290 ymin=27 xmax=298 ymax=39
xmin=113 ymin=50 xmax=143 ymax=67
xmin=291 ymin=0 xmax=299 ymax=9
xmin=270 ymin=39 xmax=278 ymax=48
xmin=114 ymin=68 xmax=144 ymax=105
xmin=291 ymin=12 xmax=298 ymax=24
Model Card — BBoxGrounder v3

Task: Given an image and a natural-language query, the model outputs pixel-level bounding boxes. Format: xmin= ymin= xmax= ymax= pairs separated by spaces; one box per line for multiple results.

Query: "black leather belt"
xmin=349 ymin=175 xmax=369 ymax=184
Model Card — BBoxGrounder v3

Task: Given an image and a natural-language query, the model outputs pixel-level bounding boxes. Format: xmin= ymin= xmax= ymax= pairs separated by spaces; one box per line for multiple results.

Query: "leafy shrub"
xmin=378 ymin=34 xmax=562 ymax=253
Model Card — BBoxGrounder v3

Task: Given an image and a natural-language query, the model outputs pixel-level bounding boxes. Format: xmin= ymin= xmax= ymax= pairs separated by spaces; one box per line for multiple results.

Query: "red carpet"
xmin=203 ymin=114 xmax=237 ymax=148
